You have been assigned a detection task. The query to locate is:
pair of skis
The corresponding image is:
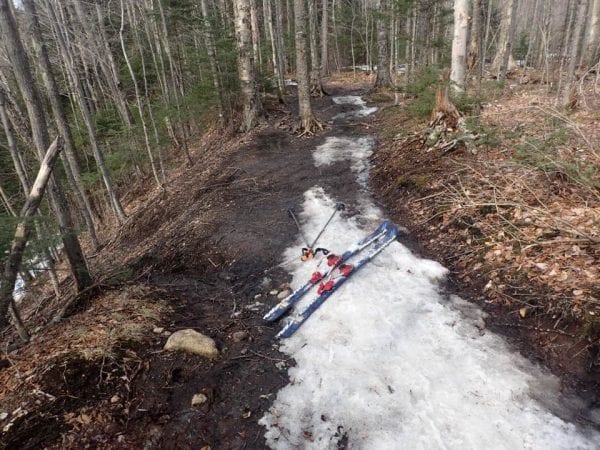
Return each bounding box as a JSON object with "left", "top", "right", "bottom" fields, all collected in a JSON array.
[{"left": 264, "top": 220, "right": 399, "bottom": 338}]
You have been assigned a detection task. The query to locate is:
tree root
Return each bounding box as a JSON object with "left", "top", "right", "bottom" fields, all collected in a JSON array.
[{"left": 294, "top": 116, "right": 324, "bottom": 137}]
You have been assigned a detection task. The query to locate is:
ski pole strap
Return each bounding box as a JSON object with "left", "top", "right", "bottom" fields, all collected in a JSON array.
[{"left": 301, "top": 247, "right": 330, "bottom": 261}]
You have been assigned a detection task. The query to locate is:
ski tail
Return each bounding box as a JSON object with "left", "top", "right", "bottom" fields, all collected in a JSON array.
[
  {"left": 263, "top": 220, "right": 392, "bottom": 322},
  {"left": 276, "top": 224, "right": 399, "bottom": 339}
]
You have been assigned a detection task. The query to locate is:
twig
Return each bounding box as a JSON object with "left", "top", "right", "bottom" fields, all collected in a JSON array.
[{"left": 493, "top": 322, "right": 576, "bottom": 338}]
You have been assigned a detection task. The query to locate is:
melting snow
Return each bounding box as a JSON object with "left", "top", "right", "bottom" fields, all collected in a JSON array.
[
  {"left": 332, "top": 96, "right": 378, "bottom": 120},
  {"left": 260, "top": 97, "right": 600, "bottom": 449},
  {"left": 313, "top": 136, "right": 374, "bottom": 187}
]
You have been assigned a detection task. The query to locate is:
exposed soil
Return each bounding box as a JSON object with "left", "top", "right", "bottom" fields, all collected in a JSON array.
[
  {"left": 0, "top": 78, "right": 379, "bottom": 449},
  {"left": 368, "top": 78, "right": 600, "bottom": 418}
]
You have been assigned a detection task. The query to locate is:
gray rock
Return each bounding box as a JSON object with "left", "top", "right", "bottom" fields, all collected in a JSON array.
[
  {"left": 277, "top": 290, "right": 291, "bottom": 300},
  {"left": 232, "top": 331, "right": 249, "bottom": 342},
  {"left": 191, "top": 393, "right": 208, "bottom": 407},
  {"left": 153, "top": 327, "right": 164, "bottom": 334},
  {"left": 269, "top": 289, "right": 279, "bottom": 296},
  {"left": 164, "top": 329, "right": 219, "bottom": 358}
]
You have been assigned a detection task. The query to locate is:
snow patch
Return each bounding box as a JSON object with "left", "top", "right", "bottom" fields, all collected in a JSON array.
[
  {"left": 332, "top": 95, "right": 378, "bottom": 120},
  {"left": 313, "top": 136, "right": 374, "bottom": 187},
  {"left": 261, "top": 96, "right": 600, "bottom": 449},
  {"left": 261, "top": 188, "right": 600, "bottom": 449}
]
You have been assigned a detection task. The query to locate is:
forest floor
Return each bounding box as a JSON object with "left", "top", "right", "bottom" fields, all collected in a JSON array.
[
  {"left": 0, "top": 72, "right": 598, "bottom": 449},
  {"left": 370, "top": 69, "right": 600, "bottom": 394}
]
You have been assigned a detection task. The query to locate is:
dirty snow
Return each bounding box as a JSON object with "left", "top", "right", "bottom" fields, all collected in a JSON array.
[
  {"left": 313, "top": 136, "right": 374, "bottom": 187},
  {"left": 332, "top": 95, "right": 378, "bottom": 120},
  {"left": 260, "top": 96, "right": 600, "bottom": 449}
]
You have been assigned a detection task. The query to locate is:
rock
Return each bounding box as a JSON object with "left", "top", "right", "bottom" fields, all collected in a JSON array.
[
  {"left": 232, "top": 331, "right": 248, "bottom": 342},
  {"left": 191, "top": 393, "right": 208, "bottom": 407},
  {"left": 519, "top": 307, "right": 529, "bottom": 318},
  {"left": 534, "top": 263, "right": 548, "bottom": 272},
  {"left": 269, "top": 289, "right": 279, "bottom": 296},
  {"left": 110, "top": 395, "right": 120, "bottom": 404},
  {"left": 163, "top": 331, "right": 172, "bottom": 337},
  {"left": 0, "top": 412, "right": 7, "bottom": 420},
  {"left": 153, "top": 327, "right": 164, "bottom": 334},
  {"left": 164, "top": 329, "right": 219, "bottom": 359},
  {"left": 277, "top": 290, "right": 291, "bottom": 300}
]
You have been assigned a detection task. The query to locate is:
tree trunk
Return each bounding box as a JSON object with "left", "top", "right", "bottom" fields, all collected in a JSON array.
[
  {"left": 233, "top": 0, "right": 263, "bottom": 131},
  {"left": 250, "top": 0, "right": 262, "bottom": 67},
  {"left": 22, "top": 0, "right": 99, "bottom": 249},
  {"left": 265, "top": 0, "right": 285, "bottom": 99},
  {"left": 47, "top": 1, "right": 128, "bottom": 224},
  {"left": 586, "top": 0, "right": 600, "bottom": 64},
  {"left": 374, "top": 0, "right": 392, "bottom": 88},
  {"left": 0, "top": 0, "right": 92, "bottom": 293},
  {"left": 293, "top": 0, "right": 322, "bottom": 134},
  {"left": 0, "top": 91, "right": 30, "bottom": 196},
  {"left": 563, "top": 0, "right": 589, "bottom": 109},
  {"left": 119, "top": 0, "right": 164, "bottom": 189},
  {"left": 201, "top": 0, "right": 227, "bottom": 116},
  {"left": 320, "top": 0, "right": 329, "bottom": 77},
  {"left": 308, "top": 0, "right": 325, "bottom": 95},
  {"left": 450, "top": 0, "right": 470, "bottom": 91},
  {"left": 0, "top": 137, "right": 61, "bottom": 335},
  {"left": 468, "top": 0, "right": 483, "bottom": 71},
  {"left": 492, "top": 0, "right": 518, "bottom": 80}
]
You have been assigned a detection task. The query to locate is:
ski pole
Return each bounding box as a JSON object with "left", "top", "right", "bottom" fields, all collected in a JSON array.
[
  {"left": 308, "top": 202, "right": 345, "bottom": 250},
  {"left": 288, "top": 208, "right": 311, "bottom": 249}
]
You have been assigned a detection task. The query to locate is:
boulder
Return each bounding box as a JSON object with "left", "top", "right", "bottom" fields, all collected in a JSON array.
[
  {"left": 164, "top": 329, "right": 219, "bottom": 359},
  {"left": 191, "top": 393, "right": 208, "bottom": 407}
]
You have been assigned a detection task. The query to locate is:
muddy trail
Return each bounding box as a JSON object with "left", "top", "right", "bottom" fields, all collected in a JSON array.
[
  {"left": 4, "top": 83, "right": 600, "bottom": 449},
  {"left": 103, "top": 86, "right": 380, "bottom": 449}
]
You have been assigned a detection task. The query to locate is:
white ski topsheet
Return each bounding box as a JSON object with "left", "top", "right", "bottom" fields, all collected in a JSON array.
[{"left": 260, "top": 96, "right": 600, "bottom": 449}]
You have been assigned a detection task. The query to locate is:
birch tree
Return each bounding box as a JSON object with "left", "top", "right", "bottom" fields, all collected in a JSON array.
[
  {"left": 450, "top": 0, "right": 470, "bottom": 91},
  {"left": 233, "top": 0, "right": 263, "bottom": 131},
  {"left": 374, "top": 0, "right": 392, "bottom": 89},
  {"left": 492, "top": 0, "right": 518, "bottom": 80}
]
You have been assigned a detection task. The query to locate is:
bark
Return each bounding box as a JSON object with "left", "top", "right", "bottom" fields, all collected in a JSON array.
[
  {"left": 374, "top": 0, "right": 392, "bottom": 89},
  {"left": 250, "top": 0, "right": 262, "bottom": 67},
  {"left": 0, "top": 0, "right": 92, "bottom": 293},
  {"left": 450, "top": 0, "right": 470, "bottom": 91},
  {"left": 0, "top": 91, "right": 29, "bottom": 196},
  {"left": 308, "top": 0, "right": 325, "bottom": 95},
  {"left": 265, "top": 0, "right": 285, "bottom": 99},
  {"left": 586, "top": 0, "right": 600, "bottom": 64},
  {"left": 492, "top": 0, "right": 518, "bottom": 80},
  {"left": 22, "top": 0, "right": 99, "bottom": 249},
  {"left": 320, "top": 0, "right": 329, "bottom": 76},
  {"left": 563, "top": 0, "right": 589, "bottom": 108},
  {"left": 293, "top": 0, "right": 322, "bottom": 134},
  {"left": 233, "top": 0, "right": 263, "bottom": 132},
  {"left": 468, "top": 0, "right": 483, "bottom": 71},
  {"left": 201, "top": 0, "right": 227, "bottom": 116},
  {"left": 0, "top": 137, "right": 61, "bottom": 336}
]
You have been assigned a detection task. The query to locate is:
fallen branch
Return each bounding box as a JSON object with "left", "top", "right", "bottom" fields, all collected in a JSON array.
[{"left": 0, "top": 137, "right": 62, "bottom": 341}]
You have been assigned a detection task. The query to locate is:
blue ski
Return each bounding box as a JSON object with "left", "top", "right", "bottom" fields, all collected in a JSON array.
[
  {"left": 263, "top": 220, "right": 392, "bottom": 322},
  {"left": 276, "top": 223, "right": 399, "bottom": 338}
]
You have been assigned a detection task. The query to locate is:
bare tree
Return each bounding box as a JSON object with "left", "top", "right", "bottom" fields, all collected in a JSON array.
[
  {"left": 0, "top": 137, "right": 61, "bottom": 337},
  {"left": 374, "top": 0, "right": 392, "bottom": 89},
  {"left": 450, "top": 0, "right": 470, "bottom": 91},
  {"left": 308, "top": 0, "right": 326, "bottom": 95},
  {"left": 586, "top": 0, "right": 600, "bottom": 64},
  {"left": 563, "top": 0, "right": 589, "bottom": 108},
  {"left": 492, "top": 0, "right": 518, "bottom": 80},
  {"left": 321, "top": 0, "right": 329, "bottom": 77},
  {"left": 233, "top": 0, "right": 263, "bottom": 131},
  {"left": 0, "top": 0, "right": 92, "bottom": 292},
  {"left": 293, "top": 0, "right": 322, "bottom": 134}
]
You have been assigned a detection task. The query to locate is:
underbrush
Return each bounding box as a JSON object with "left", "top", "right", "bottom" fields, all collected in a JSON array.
[{"left": 373, "top": 78, "right": 600, "bottom": 345}]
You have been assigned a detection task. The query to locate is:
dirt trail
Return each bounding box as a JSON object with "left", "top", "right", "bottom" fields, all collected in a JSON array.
[{"left": 112, "top": 85, "right": 378, "bottom": 449}]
